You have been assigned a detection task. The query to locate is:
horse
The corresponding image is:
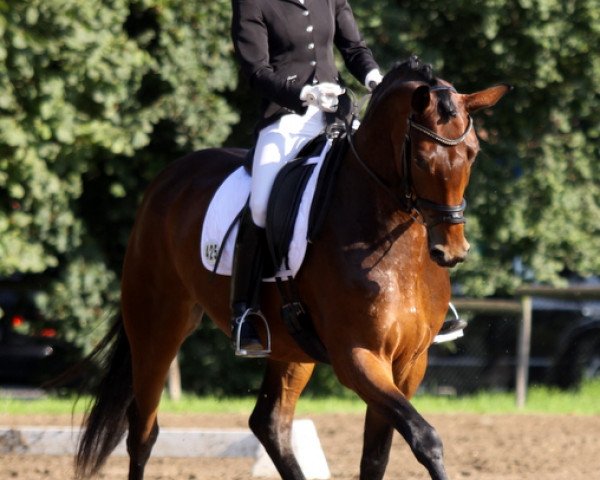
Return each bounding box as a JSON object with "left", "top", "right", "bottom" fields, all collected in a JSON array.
[{"left": 74, "top": 57, "right": 510, "bottom": 480}]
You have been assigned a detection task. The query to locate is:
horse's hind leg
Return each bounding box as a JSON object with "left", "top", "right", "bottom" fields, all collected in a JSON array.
[
  {"left": 249, "top": 360, "right": 315, "bottom": 480},
  {"left": 123, "top": 290, "right": 201, "bottom": 480}
]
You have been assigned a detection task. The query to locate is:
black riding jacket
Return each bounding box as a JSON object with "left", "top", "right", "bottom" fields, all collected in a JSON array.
[{"left": 231, "top": 0, "right": 379, "bottom": 129}]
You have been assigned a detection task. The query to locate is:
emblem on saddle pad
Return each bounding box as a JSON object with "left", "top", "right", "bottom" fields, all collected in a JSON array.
[{"left": 204, "top": 244, "right": 219, "bottom": 264}]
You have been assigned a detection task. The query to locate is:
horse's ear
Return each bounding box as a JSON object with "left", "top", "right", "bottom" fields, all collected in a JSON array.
[
  {"left": 464, "top": 84, "right": 513, "bottom": 113},
  {"left": 411, "top": 85, "right": 431, "bottom": 114}
]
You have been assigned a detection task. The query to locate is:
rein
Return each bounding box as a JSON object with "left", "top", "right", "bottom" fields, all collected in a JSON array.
[{"left": 347, "top": 87, "right": 471, "bottom": 227}]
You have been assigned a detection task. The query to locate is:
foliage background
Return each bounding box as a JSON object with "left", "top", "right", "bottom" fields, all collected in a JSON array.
[{"left": 0, "top": 0, "right": 598, "bottom": 394}]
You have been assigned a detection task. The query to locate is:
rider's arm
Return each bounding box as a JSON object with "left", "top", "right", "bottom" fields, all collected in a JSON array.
[
  {"left": 231, "top": 0, "right": 305, "bottom": 113},
  {"left": 333, "top": 0, "right": 380, "bottom": 86}
]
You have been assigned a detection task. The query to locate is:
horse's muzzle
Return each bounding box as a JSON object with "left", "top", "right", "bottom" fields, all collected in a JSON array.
[{"left": 429, "top": 239, "right": 470, "bottom": 268}]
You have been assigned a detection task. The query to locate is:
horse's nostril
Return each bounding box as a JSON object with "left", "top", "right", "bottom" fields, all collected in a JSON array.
[{"left": 430, "top": 247, "right": 445, "bottom": 262}]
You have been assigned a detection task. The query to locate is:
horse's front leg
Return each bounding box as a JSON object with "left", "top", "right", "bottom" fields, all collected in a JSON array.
[
  {"left": 249, "top": 359, "right": 315, "bottom": 480},
  {"left": 337, "top": 350, "right": 448, "bottom": 480},
  {"left": 360, "top": 406, "right": 394, "bottom": 480}
]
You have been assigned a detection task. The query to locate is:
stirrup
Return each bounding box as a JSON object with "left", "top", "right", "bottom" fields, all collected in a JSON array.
[
  {"left": 433, "top": 302, "right": 467, "bottom": 344},
  {"left": 234, "top": 308, "right": 272, "bottom": 358}
]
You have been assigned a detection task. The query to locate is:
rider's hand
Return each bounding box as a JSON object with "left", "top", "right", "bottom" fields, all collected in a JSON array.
[
  {"left": 365, "top": 69, "right": 384, "bottom": 91},
  {"left": 300, "top": 83, "right": 345, "bottom": 112}
]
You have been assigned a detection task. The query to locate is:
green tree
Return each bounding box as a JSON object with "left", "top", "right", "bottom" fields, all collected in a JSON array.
[
  {"left": 2, "top": 0, "right": 599, "bottom": 394},
  {"left": 0, "top": 0, "right": 237, "bottom": 351}
]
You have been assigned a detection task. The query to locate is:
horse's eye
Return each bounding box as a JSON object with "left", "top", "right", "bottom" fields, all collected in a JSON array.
[{"left": 414, "top": 155, "right": 429, "bottom": 170}]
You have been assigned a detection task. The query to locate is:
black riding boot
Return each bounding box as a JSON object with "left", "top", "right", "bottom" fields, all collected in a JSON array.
[
  {"left": 434, "top": 302, "right": 468, "bottom": 343},
  {"left": 439, "top": 317, "right": 468, "bottom": 335},
  {"left": 230, "top": 207, "right": 270, "bottom": 357}
]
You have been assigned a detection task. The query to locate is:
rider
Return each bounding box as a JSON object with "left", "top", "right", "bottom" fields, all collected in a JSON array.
[
  {"left": 230, "top": 0, "right": 382, "bottom": 356},
  {"left": 229, "top": 0, "right": 465, "bottom": 356}
]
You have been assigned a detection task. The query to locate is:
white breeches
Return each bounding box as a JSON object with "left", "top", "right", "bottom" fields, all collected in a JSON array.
[{"left": 249, "top": 105, "right": 326, "bottom": 227}]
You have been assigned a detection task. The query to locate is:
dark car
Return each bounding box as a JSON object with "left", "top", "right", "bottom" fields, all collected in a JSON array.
[
  {"left": 0, "top": 288, "right": 81, "bottom": 387},
  {"left": 422, "top": 296, "right": 600, "bottom": 394}
]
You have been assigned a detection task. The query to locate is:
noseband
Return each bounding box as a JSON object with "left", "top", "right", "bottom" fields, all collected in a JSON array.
[{"left": 347, "top": 86, "right": 472, "bottom": 228}]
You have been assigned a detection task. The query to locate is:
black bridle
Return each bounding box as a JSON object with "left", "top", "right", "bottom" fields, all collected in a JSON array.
[{"left": 347, "top": 87, "right": 472, "bottom": 228}]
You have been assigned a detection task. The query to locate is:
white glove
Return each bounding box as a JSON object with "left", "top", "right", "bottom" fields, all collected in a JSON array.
[
  {"left": 299, "top": 83, "right": 345, "bottom": 112},
  {"left": 365, "top": 69, "right": 384, "bottom": 91}
]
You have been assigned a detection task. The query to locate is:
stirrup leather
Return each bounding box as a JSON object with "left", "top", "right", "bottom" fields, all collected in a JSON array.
[{"left": 234, "top": 308, "right": 272, "bottom": 358}]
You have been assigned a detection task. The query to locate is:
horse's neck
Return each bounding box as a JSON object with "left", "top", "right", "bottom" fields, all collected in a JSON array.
[
  {"left": 341, "top": 116, "right": 408, "bottom": 222},
  {"left": 327, "top": 123, "right": 427, "bottom": 267},
  {"left": 354, "top": 120, "right": 404, "bottom": 189},
  {"left": 322, "top": 130, "right": 445, "bottom": 306}
]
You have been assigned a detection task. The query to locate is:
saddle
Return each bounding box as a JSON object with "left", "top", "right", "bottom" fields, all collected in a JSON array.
[
  {"left": 266, "top": 135, "right": 336, "bottom": 270},
  {"left": 266, "top": 93, "right": 354, "bottom": 273}
]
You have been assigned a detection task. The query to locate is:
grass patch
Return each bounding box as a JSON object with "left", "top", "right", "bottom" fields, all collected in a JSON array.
[
  {"left": 413, "top": 379, "right": 600, "bottom": 415},
  {"left": 2, "top": 379, "right": 599, "bottom": 416},
  {"left": 0, "top": 394, "right": 86, "bottom": 416}
]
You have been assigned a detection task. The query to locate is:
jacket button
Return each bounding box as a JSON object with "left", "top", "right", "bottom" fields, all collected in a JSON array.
[
  {"left": 310, "top": 60, "right": 317, "bottom": 66},
  {"left": 307, "top": 43, "right": 314, "bottom": 50},
  {"left": 306, "top": 25, "right": 314, "bottom": 32},
  {"left": 302, "top": 10, "right": 309, "bottom": 16}
]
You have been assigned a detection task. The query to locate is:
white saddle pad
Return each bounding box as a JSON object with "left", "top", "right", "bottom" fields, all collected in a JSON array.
[{"left": 200, "top": 139, "right": 332, "bottom": 279}]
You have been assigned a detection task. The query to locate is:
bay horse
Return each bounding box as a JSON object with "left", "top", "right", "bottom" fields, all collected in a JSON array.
[{"left": 75, "top": 57, "right": 510, "bottom": 480}]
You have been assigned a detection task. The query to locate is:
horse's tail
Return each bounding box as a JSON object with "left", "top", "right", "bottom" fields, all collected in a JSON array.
[{"left": 75, "top": 313, "right": 134, "bottom": 479}]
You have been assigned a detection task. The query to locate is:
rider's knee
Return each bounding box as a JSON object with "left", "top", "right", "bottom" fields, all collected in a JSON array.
[{"left": 248, "top": 198, "right": 267, "bottom": 228}]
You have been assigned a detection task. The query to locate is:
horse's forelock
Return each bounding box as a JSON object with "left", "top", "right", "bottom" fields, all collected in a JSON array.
[{"left": 436, "top": 90, "right": 458, "bottom": 120}]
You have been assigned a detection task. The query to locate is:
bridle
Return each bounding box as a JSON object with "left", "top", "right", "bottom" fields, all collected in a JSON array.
[
  {"left": 347, "top": 86, "right": 472, "bottom": 228},
  {"left": 404, "top": 113, "right": 472, "bottom": 226}
]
